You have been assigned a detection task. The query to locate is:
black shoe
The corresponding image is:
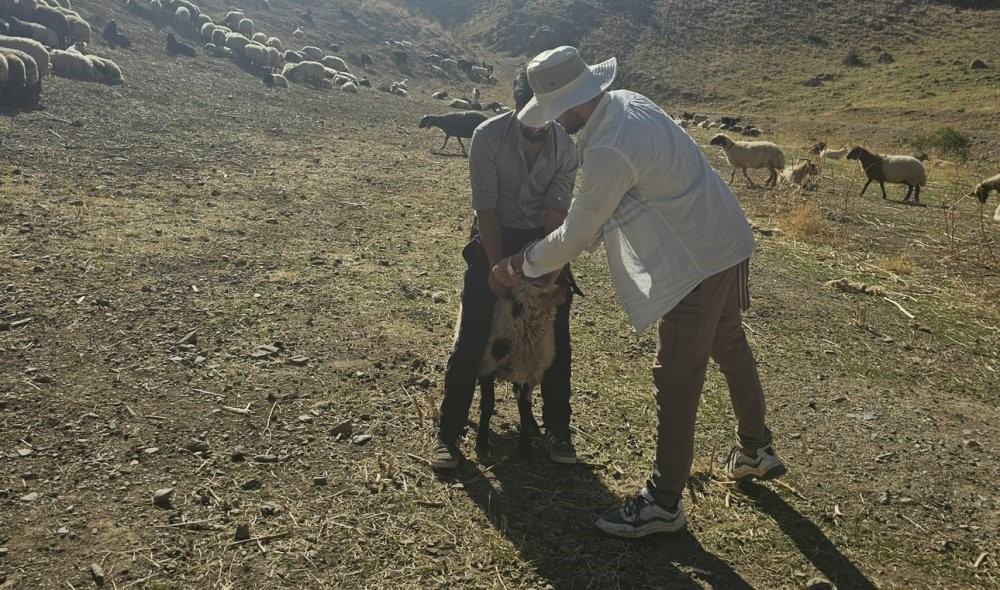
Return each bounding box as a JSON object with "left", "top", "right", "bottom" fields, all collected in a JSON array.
[
  {"left": 544, "top": 431, "right": 577, "bottom": 464},
  {"left": 430, "top": 437, "right": 459, "bottom": 469}
]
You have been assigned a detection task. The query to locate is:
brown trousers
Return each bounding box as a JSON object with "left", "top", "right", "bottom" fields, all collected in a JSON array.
[{"left": 646, "top": 262, "right": 772, "bottom": 507}]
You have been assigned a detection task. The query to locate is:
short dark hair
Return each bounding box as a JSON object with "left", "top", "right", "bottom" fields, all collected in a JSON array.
[{"left": 513, "top": 71, "right": 533, "bottom": 112}]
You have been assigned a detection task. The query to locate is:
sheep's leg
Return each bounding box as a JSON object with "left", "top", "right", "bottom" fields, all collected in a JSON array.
[
  {"left": 902, "top": 184, "right": 913, "bottom": 202},
  {"left": 729, "top": 168, "right": 737, "bottom": 184},
  {"left": 515, "top": 383, "right": 537, "bottom": 460},
  {"left": 439, "top": 135, "right": 450, "bottom": 150},
  {"left": 767, "top": 167, "right": 777, "bottom": 187},
  {"left": 741, "top": 168, "right": 756, "bottom": 187},
  {"left": 457, "top": 137, "right": 468, "bottom": 155},
  {"left": 880, "top": 181, "right": 889, "bottom": 200},
  {"left": 475, "top": 376, "right": 495, "bottom": 458},
  {"left": 914, "top": 184, "right": 920, "bottom": 203},
  {"left": 859, "top": 179, "right": 872, "bottom": 197}
]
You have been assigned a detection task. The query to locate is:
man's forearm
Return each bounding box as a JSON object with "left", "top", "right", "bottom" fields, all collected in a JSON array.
[{"left": 476, "top": 208, "right": 504, "bottom": 267}]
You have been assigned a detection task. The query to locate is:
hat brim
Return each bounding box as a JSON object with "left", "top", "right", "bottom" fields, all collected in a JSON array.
[{"left": 517, "top": 57, "right": 617, "bottom": 128}]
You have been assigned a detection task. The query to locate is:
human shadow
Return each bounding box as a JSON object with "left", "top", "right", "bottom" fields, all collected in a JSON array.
[
  {"left": 438, "top": 428, "right": 755, "bottom": 590},
  {"left": 739, "top": 482, "right": 878, "bottom": 589}
]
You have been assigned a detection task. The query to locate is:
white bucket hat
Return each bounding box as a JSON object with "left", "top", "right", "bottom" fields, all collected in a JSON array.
[{"left": 517, "top": 46, "right": 617, "bottom": 128}]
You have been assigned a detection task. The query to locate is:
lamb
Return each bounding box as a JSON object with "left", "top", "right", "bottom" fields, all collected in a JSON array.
[
  {"left": 419, "top": 111, "right": 489, "bottom": 155},
  {"left": 448, "top": 98, "right": 471, "bottom": 109},
  {"left": 0, "top": 34, "right": 50, "bottom": 76},
  {"left": 780, "top": 159, "right": 819, "bottom": 188},
  {"left": 475, "top": 277, "right": 561, "bottom": 459},
  {"left": 846, "top": 146, "right": 927, "bottom": 203},
  {"left": 820, "top": 146, "right": 848, "bottom": 160},
  {"left": 709, "top": 133, "right": 786, "bottom": 187},
  {"left": 165, "top": 32, "right": 194, "bottom": 57}
]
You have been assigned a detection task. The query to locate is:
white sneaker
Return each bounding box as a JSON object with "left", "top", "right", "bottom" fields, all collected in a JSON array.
[
  {"left": 726, "top": 443, "right": 787, "bottom": 481},
  {"left": 594, "top": 487, "right": 686, "bottom": 538}
]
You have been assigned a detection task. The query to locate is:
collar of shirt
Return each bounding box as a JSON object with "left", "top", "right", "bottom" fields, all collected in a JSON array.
[{"left": 575, "top": 92, "right": 613, "bottom": 155}]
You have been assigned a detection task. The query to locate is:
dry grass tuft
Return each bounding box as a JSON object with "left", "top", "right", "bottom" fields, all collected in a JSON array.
[{"left": 782, "top": 202, "right": 829, "bottom": 239}]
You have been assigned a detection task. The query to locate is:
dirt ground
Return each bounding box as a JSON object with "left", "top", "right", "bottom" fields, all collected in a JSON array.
[{"left": 2, "top": 2, "right": 999, "bottom": 589}]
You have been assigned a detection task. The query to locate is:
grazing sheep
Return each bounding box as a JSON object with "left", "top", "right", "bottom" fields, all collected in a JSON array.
[
  {"left": 87, "top": 54, "right": 123, "bottom": 83},
  {"left": 199, "top": 21, "right": 214, "bottom": 42},
  {"left": 847, "top": 146, "right": 927, "bottom": 202},
  {"left": 319, "top": 54, "right": 347, "bottom": 71},
  {"left": 972, "top": 173, "right": 1000, "bottom": 222},
  {"left": 252, "top": 31, "right": 266, "bottom": 44},
  {"left": 283, "top": 49, "right": 301, "bottom": 63},
  {"left": 62, "top": 13, "right": 90, "bottom": 45},
  {"left": 265, "top": 45, "right": 281, "bottom": 71},
  {"left": 49, "top": 47, "right": 94, "bottom": 79},
  {"left": 448, "top": 98, "right": 471, "bottom": 109},
  {"left": 210, "top": 27, "right": 226, "bottom": 47},
  {"left": 475, "top": 277, "right": 560, "bottom": 459},
  {"left": 6, "top": 16, "right": 59, "bottom": 48},
  {"left": 148, "top": 0, "right": 162, "bottom": 22},
  {"left": 470, "top": 64, "right": 488, "bottom": 80},
  {"left": 0, "top": 34, "right": 50, "bottom": 76},
  {"left": 265, "top": 36, "right": 281, "bottom": 51},
  {"left": 0, "top": 50, "right": 28, "bottom": 108},
  {"left": 24, "top": 4, "right": 69, "bottom": 47},
  {"left": 709, "top": 133, "right": 786, "bottom": 187},
  {"left": 419, "top": 111, "right": 489, "bottom": 155},
  {"left": 221, "top": 11, "right": 243, "bottom": 29},
  {"left": 820, "top": 146, "right": 848, "bottom": 159},
  {"left": 101, "top": 19, "right": 130, "bottom": 49},
  {"left": 431, "top": 90, "right": 448, "bottom": 99},
  {"left": 300, "top": 45, "right": 323, "bottom": 61},
  {"left": 223, "top": 32, "right": 250, "bottom": 55},
  {"left": 292, "top": 26, "right": 303, "bottom": 38},
  {"left": 165, "top": 32, "right": 194, "bottom": 57},
  {"left": 173, "top": 6, "right": 190, "bottom": 29},
  {"left": 780, "top": 159, "right": 819, "bottom": 187},
  {"left": 340, "top": 80, "right": 358, "bottom": 93},
  {"left": 282, "top": 59, "right": 325, "bottom": 86},
  {"left": 262, "top": 71, "right": 287, "bottom": 88},
  {"left": 236, "top": 18, "right": 253, "bottom": 37}
]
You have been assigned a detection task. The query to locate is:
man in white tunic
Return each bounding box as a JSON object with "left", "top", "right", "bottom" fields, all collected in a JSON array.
[{"left": 494, "top": 46, "right": 787, "bottom": 538}]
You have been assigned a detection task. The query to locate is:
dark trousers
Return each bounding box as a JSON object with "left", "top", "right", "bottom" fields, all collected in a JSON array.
[{"left": 438, "top": 227, "right": 574, "bottom": 442}]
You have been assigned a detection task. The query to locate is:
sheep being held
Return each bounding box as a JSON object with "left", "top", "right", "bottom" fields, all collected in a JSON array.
[
  {"left": 418, "top": 110, "right": 488, "bottom": 155},
  {"left": 846, "top": 146, "right": 926, "bottom": 203},
  {"left": 475, "top": 276, "right": 563, "bottom": 459},
  {"left": 709, "top": 133, "right": 786, "bottom": 187}
]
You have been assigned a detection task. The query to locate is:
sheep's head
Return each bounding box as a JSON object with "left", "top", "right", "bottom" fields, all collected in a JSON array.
[
  {"left": 846, "top": 146, "right": 864, "bottom": 160},
  {"left": 708, "top": 134, "right": 730, "bottom": 148},
  {"left": 974, "top": 184, "right": 989, "bottom": 204},
  {"left": 418, "top": 115, "right": 432, "bottom": 129}
]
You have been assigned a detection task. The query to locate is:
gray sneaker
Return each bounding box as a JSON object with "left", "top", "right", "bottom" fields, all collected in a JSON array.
[
  {"left": 726, "top": 443, "right": 786, "bottom": 481},
  {"left": 594, "top": 487, "right": 687, "bottom": 538},
  {"left": 430, "top": 437, "right": 459, "bottom": 469},
  {"left": 544, "top": 431, "right": 577, "bottom": 464}
]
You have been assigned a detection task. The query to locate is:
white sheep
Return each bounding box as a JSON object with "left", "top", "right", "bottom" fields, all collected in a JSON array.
[
  {"left": 196, "top": 14, "right": 213, "bottom": 27},
  {"left": 252, "top": 32, "right": 266, "bottom": 44},
  {"left": 282, "top": 59, "right": 325, "bottom": 86},
  {"left": 268, "top": 72, "right": 287, "bottom": 87},
  {"left": 149, "top": 0, "right": 162, "bottom": 21},
  {"left": 0, "top": 34, "right": 50, "bottom": 77},
  {"left": 319, "top": 54, "right": 348, "bottom": 71},
  {"left": 292, "top": 26, "right": 304, "bottom": 38},
  {"left": 210, "top": 28, "right": 226, "bottom": 47},
  {"left": 0, "top": 53, "right": 7, "bottom": 84},
  {"left": 7, "top": 18, "right": 59, "bottom": 48},
  {"left": 846, "top": 146, "right": 927, "bottom": 203},
  {"left": 244, "top": 42, "right": 267, "bottom": 68},
  {"left": 87, "top": 54, "right": 123, "bottom": 84},
  {"left": 439, "top": 57, "right": 457, "bottom": 71},
  {"left": 470, "top": 65, "right": 488, "bottom": 80},
  {"left": 709, "top": 133, "right": 786, "bottom": 187},
  {"left": 448, "top": 98, "right": 470, "bottom": 109},
  {"left": 200, "top": 22, "right": 215, "bottom": 42},
  {"left": 237, "top": 18, "right": 254, "bottom": 38},
  {"left": 300, "top": 45, "right": 323, "bottom": 61},
  {"left": 223, "top": 32, "right": 250, "bottom": 55},
  {"left": 63, "top": 13, "right": 91, "bottom": 44},
  {"left": 780, "top": 159, "right": 819, "bottom": 188},
  {"left": 49, "top": 48, "right": 94, "bottom": 79},
  {"left": 265, "top": 46, "right": 281, "bottom": 71},
  {"left": 222, "top": 10, "right": 244, "bottom": 29},
  {"left": 174, "top": 6, "right": 190, "bottom": 28},
  {"left": 265, "top": 36, "right": 282, "bottom": 51},
  {"left": 820, "top": 147, "right": 848, "bottom": 159},
  {"left": 972, "top": 173, "right": 1000, "bottom": 222},
  {"left": 340, "top": 81, "right": 358, "bottom": 94}
]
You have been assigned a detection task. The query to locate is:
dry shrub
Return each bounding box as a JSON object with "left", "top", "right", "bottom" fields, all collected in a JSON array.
[
  {"left": 879, "top": 253, "right": 914, "bottom": 276},
  {"left": 782, "top": 202, "right": 828, "bottom": 239}
]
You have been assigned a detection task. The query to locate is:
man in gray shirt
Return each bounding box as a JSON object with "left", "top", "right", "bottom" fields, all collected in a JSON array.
[{"left": 431, "top": 73, "right": 581, "bottom": 469}]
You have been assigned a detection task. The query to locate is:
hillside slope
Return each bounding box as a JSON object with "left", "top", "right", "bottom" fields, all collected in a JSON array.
[{"left": 398, "top": 0, "right": 1000, "bottom": 163}]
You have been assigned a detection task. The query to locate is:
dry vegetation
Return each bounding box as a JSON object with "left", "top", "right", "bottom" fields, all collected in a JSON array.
[{"left": 2, "top": 0, "right": 999, "bottom": 589}]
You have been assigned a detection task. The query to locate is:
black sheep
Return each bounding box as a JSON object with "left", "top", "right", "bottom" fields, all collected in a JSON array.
[
  {"left": 262, "top": 71, "right": 275, "bottom": 87},
  {"left": 165, "top": 32, "right": 195, "bottom": 57},
  {"left": 102, "top": 20, "right": 131, "bottom": 49},
  {"left": 418, "top": 111, "right": 489, "bottom": 155}
]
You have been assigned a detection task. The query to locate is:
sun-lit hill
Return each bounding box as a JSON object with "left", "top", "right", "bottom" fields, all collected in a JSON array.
[{"left": 396, "top": 0, "right": 1000, "bottom": 165}]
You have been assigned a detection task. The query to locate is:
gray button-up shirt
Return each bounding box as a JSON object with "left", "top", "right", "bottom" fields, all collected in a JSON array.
[{"left": 469, "top": 111, "right": 579, "bottom": 229}]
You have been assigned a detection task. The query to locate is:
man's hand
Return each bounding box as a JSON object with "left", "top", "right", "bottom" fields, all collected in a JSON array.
[
  {"left": 487, "top": 271, "right": 509, "bottom": 298},
  {"left": 492, "top": 256, "right": 520, "bottom": 288}
]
